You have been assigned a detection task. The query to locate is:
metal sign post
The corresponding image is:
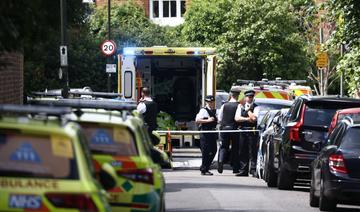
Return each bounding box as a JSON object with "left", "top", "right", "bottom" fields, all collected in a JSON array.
[{"left": 60, "top": 0, "right": 69, "bottom": 98}]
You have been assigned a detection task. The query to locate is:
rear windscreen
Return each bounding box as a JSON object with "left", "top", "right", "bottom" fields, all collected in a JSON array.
[
  {"left": 0, "top": 132, "right": 78, "bottom": 179},
  {"left": 340, "top": 128, "right": 360, "bottom": 150},
  {"left": 80, "top": 123, "right": 137, "bottom": 156},
  {"left": 304, "top": 107, "right": 336, "bottom": 126}
]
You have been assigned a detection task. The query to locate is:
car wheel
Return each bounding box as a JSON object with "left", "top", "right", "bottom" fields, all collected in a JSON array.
[
  {"left": 266, "top": 143, "right": 277, "bottom": 188},
  {"left": 309, "top": 172, "right": 319, "bottom": 207},
  {"left": 277, "top": 159, "right": 294, "bottom": 190},
  {"left": 319, "top": 177, "right": 336, "bottom": 211}
]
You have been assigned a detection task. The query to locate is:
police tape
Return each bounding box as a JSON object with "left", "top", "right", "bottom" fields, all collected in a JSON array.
[{"left": 155, "top": 129, "right": 259, "bottom": 135}]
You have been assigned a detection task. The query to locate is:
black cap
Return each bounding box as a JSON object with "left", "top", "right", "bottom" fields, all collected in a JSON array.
[
  {"left": 244, "top": 90, "right": 255, "bottom": 97},
  {"left": 205, "top": 95, "right": 215, "bottom": 102}
]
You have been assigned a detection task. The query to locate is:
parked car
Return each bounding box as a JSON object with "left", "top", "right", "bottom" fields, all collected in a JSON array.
[
  {"left": 254, "top": 98, "right": 293, "bottom": 126},
  {"left": 30, "top": 99, "right": 166, "bottom": 212},
  {"left": 0, "top": 104, "right": 114, "bottom": 211},
  {"left": 256, "top": 109, "right": 281, "bottom": 179},
  {"left": 277, "top": 96, "right": 360, "bottom": 190},
  {"left": 262, "top": 108, "right": 290, "bottom": 187},
  {"left": 328, "top": 107, "right": 360, "bottom": 135},
  {"left": 310, "top": 118, "right": 360, "bottom": 211}
]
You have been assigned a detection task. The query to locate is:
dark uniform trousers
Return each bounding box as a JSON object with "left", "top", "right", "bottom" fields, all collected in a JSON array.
[
  {"left": 218, "top": 101, "right": 240, "bottom": 172},
  {"left": 239, "top": 130, "right": 258, "bottom": 174},
  {"left": 200, "top": 132, "right": 217, "bottom": 173},
  {"left": 199, "top": 107, "right": 218, "bottom": 173},
  {"left": 238, "top": 103, "right": 258, "bottom": 175},
  {"left": 219, "top": 127, "right": 240, "bottom": 172}
]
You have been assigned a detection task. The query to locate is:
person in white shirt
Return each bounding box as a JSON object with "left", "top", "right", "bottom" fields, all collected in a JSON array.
[
  {"left": 235, "top": 89, "right": 258, "bottom": 176},
  {"left": 195, "top": 95, "right": 218, "bottom": 176}
]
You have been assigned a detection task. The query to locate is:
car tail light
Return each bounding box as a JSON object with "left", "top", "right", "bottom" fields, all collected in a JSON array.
[
  {"left": 117, "top": 168, "right": 154, "bottom": 185},
  {"left": 329, "top": 154, "right": 348, "bottom": 174},
  {"left": 289, "top": 105, "right": 305, "bottom": 142},
  {"left": 45, "top": 193, "right": 98, "bottom": 212}
]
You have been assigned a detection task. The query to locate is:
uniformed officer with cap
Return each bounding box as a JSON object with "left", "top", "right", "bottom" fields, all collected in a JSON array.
[
  {"left": 137, "top": 87, "right": 159, "bottom": 144},
  {"left": 235, "top": 89, "right": 258, "bottom": 176},
  {"left": 217, "top": 87, "right": 241, "bottom": 175},
  {"left": 195, "top": 95, "right": 218, "bottom": 175}
]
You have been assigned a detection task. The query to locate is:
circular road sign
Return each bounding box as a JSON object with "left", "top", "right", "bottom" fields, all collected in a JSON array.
[{"left": 101, "top": 40, "right": 117, "bottom": 56}]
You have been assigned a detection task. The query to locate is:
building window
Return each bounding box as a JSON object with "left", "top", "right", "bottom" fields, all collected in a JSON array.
[
  {"left": 153, "top": 1, "right": 159, "bottom": 18},
  {"left": 150, "top": 0, "right": 186, "bottom": 26},
  {"left": 181, "top": 0, "right": 186, "bottom": 17},
  {"left": 163, "top": 0, "right": 177, "bottom": 18}
]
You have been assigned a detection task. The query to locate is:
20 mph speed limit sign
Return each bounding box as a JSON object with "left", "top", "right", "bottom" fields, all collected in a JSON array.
[{"left": 101, "top": 40, "right": 117, "bottom": 56}]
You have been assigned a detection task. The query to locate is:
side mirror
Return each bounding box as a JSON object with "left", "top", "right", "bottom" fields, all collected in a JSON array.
[
  {"left": 150, "top": 147, "right": 172, "bottom": 168},
  {"left": 150, "top": 132, "right": 161, "bottom": 146},
  {"left": 99, "top": 163, "right": 117, "bottom": 190}
]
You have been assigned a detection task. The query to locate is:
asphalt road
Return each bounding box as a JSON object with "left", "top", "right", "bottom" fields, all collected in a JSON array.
[{"left": 164, "top": 169, "right": 360, "bottom": 212}]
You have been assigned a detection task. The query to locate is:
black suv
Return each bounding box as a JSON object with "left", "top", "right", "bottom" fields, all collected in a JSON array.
[{"left": 277, "top": 96, "right": 360, "bottom": 190}]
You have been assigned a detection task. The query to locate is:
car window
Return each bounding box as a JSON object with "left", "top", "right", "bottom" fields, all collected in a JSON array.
[
  {"left": 289, "top": 100, "right": 302, "bottom": 122},
  {"left": 216, "top": 93, "right": 229, "bottom": 109},
  {"left": 304, "top": 106, "right": 337, "bottom": 126},
  {"left": 338, "top": 113, "right": 360, "bottom": 124},
  {"left": 77, "top": 131, "right": 96, "bottom": 177},
  {"left": 328, "top": 124, "right": 345, "bottom": 146},
  {"left": 340, "top": 127, "right": 360, "bottom": 150},
  {"left": 0, "top": 131, "right": 78, "bottom": 179},
  {"left": 80, "top": 123, "right": 138, "bottom": 156}
]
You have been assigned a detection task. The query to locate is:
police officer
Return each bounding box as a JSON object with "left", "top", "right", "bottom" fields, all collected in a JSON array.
[
  {"left": 195, "top": 95, "right": 218, "bottom": 175},
  {"left": 137, "top": 87, "right": 159, "bottom": 144},
  {"left": 235, "top": 90, "right": 258, "bottom": 176},
  {"left": 217, "top": 88, "right": 240, "bottom": 175}
]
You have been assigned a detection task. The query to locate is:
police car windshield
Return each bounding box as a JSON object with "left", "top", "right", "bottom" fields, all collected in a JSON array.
[
  {"left": 0, "top": 131, "right": 78, "bottom": 179},
  {"left": 80, "top": 123, "right": 138, "bottom": 156}
]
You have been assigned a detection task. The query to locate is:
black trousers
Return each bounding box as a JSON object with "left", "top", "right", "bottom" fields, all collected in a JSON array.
[
  {"left": 218, "top": 130, "right": 240, "bottom": 172},
  {"left": 239, "top": 132, "right": 258, "bottom": 174},
  {"left": 200, "top": 132, "right": 217, "bottom": 172}
]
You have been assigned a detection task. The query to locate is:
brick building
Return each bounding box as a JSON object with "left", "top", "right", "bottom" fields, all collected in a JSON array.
[
  {"left": 0, "top": 52, "right": 24, "bottom": 104},
  {"left": 95, "top": 0, "right": 190, "bottom": 26}
]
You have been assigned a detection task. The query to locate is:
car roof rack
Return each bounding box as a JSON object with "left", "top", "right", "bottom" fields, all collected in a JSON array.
[
  {"left": 235, "top": 79, "right": 308, "bottom": 87},
  {"left": 28, "top": 99, "right": 137, "bottom": 111},
  {"left": 0, "top": 104, "right": 71, "bottom": 116},
  {"left": 31, "top": 91, "right": 122, "bottom": 98}
]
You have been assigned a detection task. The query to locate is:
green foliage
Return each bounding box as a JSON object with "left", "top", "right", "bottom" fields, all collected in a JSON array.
[
  {"left": 181, "top": 0, "right": 233, "bottom": 46},
  {"left": 327, "top": 0, "right": 360, "bottom": 96},
  {"left": 89, "top": 2, "right": 179, "bottom": 48},
  {"left": 157, "top": 111, "right": 177, "bottom": 130},
  {"left": 183, "top": 0, "right": 309, "bottom": 90}
]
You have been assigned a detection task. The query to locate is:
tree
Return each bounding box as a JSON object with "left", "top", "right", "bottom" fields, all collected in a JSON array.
[
  {"left": 217, "top": 0, "right": 309, "bottom": 90},
  {"left": 89, "top": 2, "right": 180, "bottom": 49},
  {"left": 181, "top": 0, "right": 233, "bottom": 46},
  {"left": 326, "top": 0, "right": 360, "bottom": 97}
]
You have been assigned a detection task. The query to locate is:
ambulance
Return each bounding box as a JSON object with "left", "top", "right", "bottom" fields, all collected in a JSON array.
[{"left": 118, "top": 47, "right": 217, "bottom": 146}]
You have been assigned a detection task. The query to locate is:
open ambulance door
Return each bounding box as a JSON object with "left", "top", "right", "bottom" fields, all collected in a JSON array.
[
  {"left": 118, "top": 55, "right": 136, "bottom": 101},
  {"left": 203, "top": 55, "right": 216, "bottom": 106}
]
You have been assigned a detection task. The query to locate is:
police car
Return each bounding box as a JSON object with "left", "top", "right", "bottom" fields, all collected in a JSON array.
[{"left": 0, "top": 104, "right": 114, "bottom": 211}]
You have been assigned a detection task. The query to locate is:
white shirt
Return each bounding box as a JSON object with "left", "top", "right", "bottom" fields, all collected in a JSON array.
[
  {"left": 218, "top": 98, "right": 238, "bottom": 122},
  {"left": 136, "top": 96, "right": 153, "bottom": 114},
  {"left": 235, "top": 101, "right": 259, "bottom": 121},
  {"left": 196, "top": 107, "right": 211, "bottom": 121}
]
